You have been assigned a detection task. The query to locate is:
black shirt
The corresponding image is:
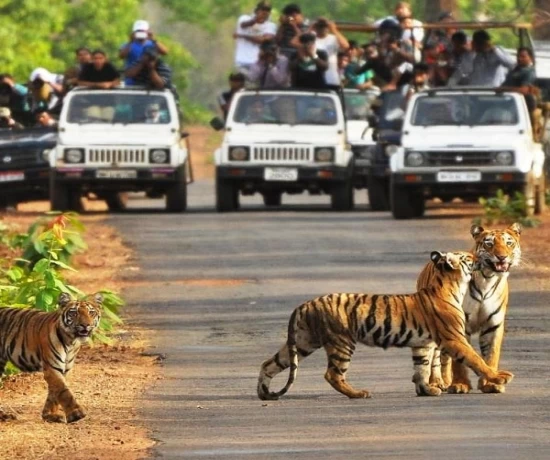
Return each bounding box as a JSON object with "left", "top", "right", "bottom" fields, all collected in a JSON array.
[
  {"left": 290, "top": 50, "right": 329, "bottom": 90},
  {"left": 132, "top": 60, "right": 173, "bottom": 89},
  {"left": 79, "top": 63, "right": 120, "bottom": 83}
]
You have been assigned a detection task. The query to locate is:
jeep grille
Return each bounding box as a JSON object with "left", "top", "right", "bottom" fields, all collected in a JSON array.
[
  {"left": 425, "top": 151, "right": 494, "bottom": 167},
  {"left": 253, "top": 145, "right": 311, "bottom": 162},
  {"left": 88, "top": 148, "right": 147, "bottom": 164}
]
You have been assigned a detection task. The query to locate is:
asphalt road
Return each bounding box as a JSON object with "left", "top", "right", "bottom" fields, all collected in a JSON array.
[{"left": 111, "top": 180, "right": 550, "bottom": 459}]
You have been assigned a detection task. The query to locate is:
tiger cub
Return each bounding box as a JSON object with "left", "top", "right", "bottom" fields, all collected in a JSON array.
[
  {"left": 416, "top": 223, "right": 521, "bottom": 395},
  {"left": 0, "top": 292, "right": 102, "bottom": 423},
  {"left": 257, "top": 251, "right": 513, "bottom": 400}
]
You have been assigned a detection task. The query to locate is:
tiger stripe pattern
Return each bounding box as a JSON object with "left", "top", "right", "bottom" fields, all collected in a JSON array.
[
  {"left": 257, "top": 251, "right": 514, "bottom": 400},
  {"left": 0, "top": 292, "right": 102, "bottom": 423},
  {"left": 415, "top": 223, "right": 521, "bottom": 395}
]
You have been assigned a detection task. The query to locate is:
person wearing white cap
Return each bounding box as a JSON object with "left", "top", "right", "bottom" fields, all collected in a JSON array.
[
  {"left": 29, "top": 67, "right": 64, "bottom": 112},
  {"left": 119, "top": 19, "right": 168, "bottom": 85}
]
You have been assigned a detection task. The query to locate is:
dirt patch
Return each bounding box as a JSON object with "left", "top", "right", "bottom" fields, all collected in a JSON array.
[
  {"left": 0, "top": 210, "right": 158, "bottom": 459},
  {"left": 187, "top": 124, "right": 221, "bottom": 180}
]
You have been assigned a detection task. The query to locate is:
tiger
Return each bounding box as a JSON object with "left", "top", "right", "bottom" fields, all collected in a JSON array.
[
  {"left": 257, "top": 251, "right": 514, "bottom": 400},
  {"left": 414, "top": 223, "right": 521, "bottom": 395},
  {"left": 0, "top": 292, "right": 102, "bottom": 423}
]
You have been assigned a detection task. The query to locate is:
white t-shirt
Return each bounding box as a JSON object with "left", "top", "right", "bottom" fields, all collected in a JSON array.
[
  {"left": 234, "top": 14, "right": 277, "bottom": 66},
  {"left": 315, "top": 34, "right": 340, "bottom": 86}
]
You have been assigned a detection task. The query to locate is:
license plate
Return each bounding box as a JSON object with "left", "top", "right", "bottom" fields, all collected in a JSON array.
[
  {"left": 0, "top": 171, "right": 24, "bottom": 182},
  {"left": 264, "top": 167, "right": 298, "bottom": 182},
  {"left": 96, "top": 170, "right": 137, "bottom": 179},
  {"left": 437, "top": 171, "right": 481, "bottom": 182}
]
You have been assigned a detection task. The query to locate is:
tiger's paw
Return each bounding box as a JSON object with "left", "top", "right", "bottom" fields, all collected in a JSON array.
[
  {"left": 485, "top": 370, "right": 514, "bottom": 386},
  {"left": 429, "top": 377, "right": 448, "bottom": 392},
  {"left": 447, "top": 381, "right": 472, "bottom": 394},
  {"left": 479, "top": 382, "right": 506, "bottom": 393},
  {"left": 66, "top": 408, "right": 86, "bottom": 424},
  {"left": 42, "top": 413, "right": 66, "bottom": 423},
  {"left": 347, "top": 389, "right": 371, "bottom": 399},
  {"left": 416, "top": 383, "right": 442, "bottom": 397}
]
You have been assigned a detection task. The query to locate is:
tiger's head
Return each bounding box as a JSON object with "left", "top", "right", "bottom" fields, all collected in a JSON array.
[
  {"left": 471, "top": 223, "right": 522, "bottom": 274},
  {"left": 58, "top": 292, "right": 103, "bottom": 341},
  {"left": 430, "top": 250, "right": 478, "bottom": 284}
]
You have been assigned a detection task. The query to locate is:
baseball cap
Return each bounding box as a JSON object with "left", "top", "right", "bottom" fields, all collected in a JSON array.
[
  {"left": 30, "top": 68, "right": 54, "bottom": 84},
  {"left": 133, "top": 19, "right": 150, "bottom": 39},
  {"left": 0, "top": 107, "right": 10, "bottom": 118}
]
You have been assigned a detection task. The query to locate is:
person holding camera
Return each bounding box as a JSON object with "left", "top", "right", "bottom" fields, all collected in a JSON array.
[
  {"left": 125, "top": 45, "right": 172, "bottom": 89},
  {"left": 233, "top": 1, "right": 277, "bottom": 75},
  {"left": 276, "top": 4, "right": 309, "bottom": 59},
  {"left": 290, "top": 33, "right": 329, "bottom": 89},
  {"left": 248, "top": 40, "right": 290, "bottom": 89},
  {"left": 0, "top": 107, "right": 23, "bottom": 130}
]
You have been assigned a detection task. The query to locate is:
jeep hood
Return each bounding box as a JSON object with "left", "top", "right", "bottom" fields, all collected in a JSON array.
[
  {"left": 225, "top": 125, "right": 344, "bottom": 145},
  {"left": 59, "top": 124, "right": 177, "bottom": 146},
  {"left": 402, "top": 126, "right": 524, "bottom": 149}
]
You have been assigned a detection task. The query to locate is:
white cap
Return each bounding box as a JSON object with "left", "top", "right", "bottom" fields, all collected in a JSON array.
[
  {"left": 132, "top": 19, "right": 149, "bottom": 32},
  {"left": 29, "top": 67, "right": 54, "bottom": 84}
]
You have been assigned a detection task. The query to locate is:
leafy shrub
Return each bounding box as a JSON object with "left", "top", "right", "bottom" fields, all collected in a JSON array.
[
  {"left": 0, "top": 213, "right": 124, "bottom": 345},
  {"left": 473, "top": 189, "right": 540, "bottom": 228}
]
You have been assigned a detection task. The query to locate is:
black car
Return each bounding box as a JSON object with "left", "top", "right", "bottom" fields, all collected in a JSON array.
[
  {"left": 0, "top": 127, "right": 55, "bottom": 208},
  {"left": 366, "top": 87, "right": 408, "bottom": 211}
]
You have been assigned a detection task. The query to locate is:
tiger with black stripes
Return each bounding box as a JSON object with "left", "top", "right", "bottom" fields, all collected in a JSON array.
[
  {"left": 0, "top": 292, "right": 102, "bottom": 423},
  {"left": 415, "top": 223, "right": 521, "bottom": 395},
  {"left": 257, "top": 251, "right": 513, "bottom": 400}
]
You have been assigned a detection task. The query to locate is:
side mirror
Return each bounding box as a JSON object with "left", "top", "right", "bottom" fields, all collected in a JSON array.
[
  {"left": 180, "top": 131, "right": 190, "bottom": 139},
  {"left": 210, "top": 117, "right": 225, "bottom": 131}
]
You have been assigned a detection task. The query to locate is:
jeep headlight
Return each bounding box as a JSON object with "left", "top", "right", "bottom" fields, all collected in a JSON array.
[
  {"left": 42, "top": 149, "right": 51, "bottom": 161},
  {"left": 385, "top": 145, "right": 399, "bottom": 157},
  {"left": 149, "top": 149, "right": 170, "bottom": 164},
  {"left": 64, "top": 148, "right": 84, "bottom": 163},
  {"left": 494, "top": 151, "right": 514, "bottom": 166},
  {"left": 406, "top": 151, "right": 425, "bottom": 167},
  {"left": 314, "top": 147, "right": 334, "bottom": 162},
  {"left": 229, "top": 146, "right": 249, "bottom": 161}
]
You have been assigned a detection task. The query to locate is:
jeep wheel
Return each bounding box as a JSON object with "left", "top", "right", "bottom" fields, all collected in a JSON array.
[
  {"left": 331, "top": 180, "right": 354, "bottom": 211},
  {"left": 391, "top": 182, "right": 425, "bottom": 219},
  {"left": 166, "top": 166, "right": 188, "bottom": 213},
  {"left": 216, "top": 177, "right": 239, "bottom": 212},
  {"left": 535, "top": 175, "right": 546, "bottom": 215},
  {"left": 263, "top": 191, "right": 282, "bottom": 207},
  {"left": 367, "top": 174, "right": 389, "bottom": 211},
  {"left": 105, "top": 193, "right": 128, "bottom": 212},
  {"left": 50, "top": 175, "right": 69, "bottom": 211}
]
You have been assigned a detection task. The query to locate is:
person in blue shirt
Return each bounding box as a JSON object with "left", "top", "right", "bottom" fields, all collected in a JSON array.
[{"left": 119, "top": 20, "right": 168, "bottom": 86}]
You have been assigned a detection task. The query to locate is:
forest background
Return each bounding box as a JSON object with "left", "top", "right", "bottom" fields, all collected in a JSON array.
[{"left": 1, "top": 0, "right": 549, "bottom": 121}]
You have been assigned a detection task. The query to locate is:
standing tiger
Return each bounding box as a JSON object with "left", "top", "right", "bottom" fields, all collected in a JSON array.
[
  {"left": 0, "top": 292, "right": 102, "bottom": 423},
  {"left": 414, "top": 223, "right": 521, "bottom": 395},
  {"left": 257, "top": 251, "right": 513, "bottom": 400}
]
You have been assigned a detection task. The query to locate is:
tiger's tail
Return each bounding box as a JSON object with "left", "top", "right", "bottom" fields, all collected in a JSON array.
[{"left": 257, "top": 308, "right": 300, "bottom": 400}]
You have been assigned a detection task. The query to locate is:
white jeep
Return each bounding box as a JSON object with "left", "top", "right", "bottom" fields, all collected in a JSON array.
[
  {"left": 390, "top": 88, "right": 546, "bottom": 219},
  {"left": 51, "top": 87, "right": 190, "bottom": 212},
  {"left": 211, "top": 89, "right": 354, "bottom": 211}
]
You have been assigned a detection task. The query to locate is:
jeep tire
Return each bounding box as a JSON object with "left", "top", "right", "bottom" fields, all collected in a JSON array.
[
  {"left": 391, "top": 181, "right": 425, "bottom": 219},
  {"left": 367, "top": 173, "right": 389, "bottom": 211},
  {"left": 216, "top": 176, "right": 239, "bottom": 212},
  {"left": 166, "top": 165, "right": 188, "bottom": 213},
  {"left": 331, "top": 180, "right": 354, "bottom": 211},
  {"left": 105, "top": 192, "right": 128, "bottom": 212},
  {"left": 50, "top": 175, "right": 81, "bottom": 211},
  {"left": 263, "top": 191, "right": 282, "bottom": 207}
]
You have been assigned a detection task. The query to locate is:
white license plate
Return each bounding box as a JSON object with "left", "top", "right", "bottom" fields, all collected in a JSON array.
[
  {"left": 264, "top": 167, "right": 298, "bottom": 182},
  {"left": 96, "top": 170, "right": 137, "bottom": 179},
  {"left": 437, "top": 171, "right": 481, "bottom": 183},
  {"left": 0, "top": 171, "right": 24, "bottom": 182}
]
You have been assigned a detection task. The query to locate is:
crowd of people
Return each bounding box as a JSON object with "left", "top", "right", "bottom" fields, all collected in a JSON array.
[
  {"left": 220, "top": 1, "right": 539, "bottom": 119},
  {"left": 0, "top": 19, "right": 174, "bottom": 130}
]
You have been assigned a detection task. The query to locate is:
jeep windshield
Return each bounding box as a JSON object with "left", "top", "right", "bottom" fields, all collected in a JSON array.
[
  {"left": 233, "top": 94, "right": 338, "bottom": 126},
  {"left": 66, "top": 93, "right": 171, "bottom": 124},
  {"left": 344, "top": 91, "right": 378, "bottom": 120},
  {"left": 411, "top": 94, "right": 519, "bottom": 126}
]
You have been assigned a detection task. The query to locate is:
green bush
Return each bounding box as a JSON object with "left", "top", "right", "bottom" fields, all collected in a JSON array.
[
  {"left": 0, "top": 213, "right": 124, "bottom": 346},
  {"left": 473, "top": 189, "right": 540, "bottom": 228}
]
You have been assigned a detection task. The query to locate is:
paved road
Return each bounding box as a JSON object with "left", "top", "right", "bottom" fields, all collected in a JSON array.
[{"left": 112, "top": 181, "right": 550, "bottom": 459}]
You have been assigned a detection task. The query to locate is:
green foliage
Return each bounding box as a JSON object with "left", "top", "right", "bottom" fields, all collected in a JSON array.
[
  {"left": 474, "top": 189, "right": 540, "bottom": 228},
  {"left": 0, "top": 213, "right": 124, "bottom": 344}
]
